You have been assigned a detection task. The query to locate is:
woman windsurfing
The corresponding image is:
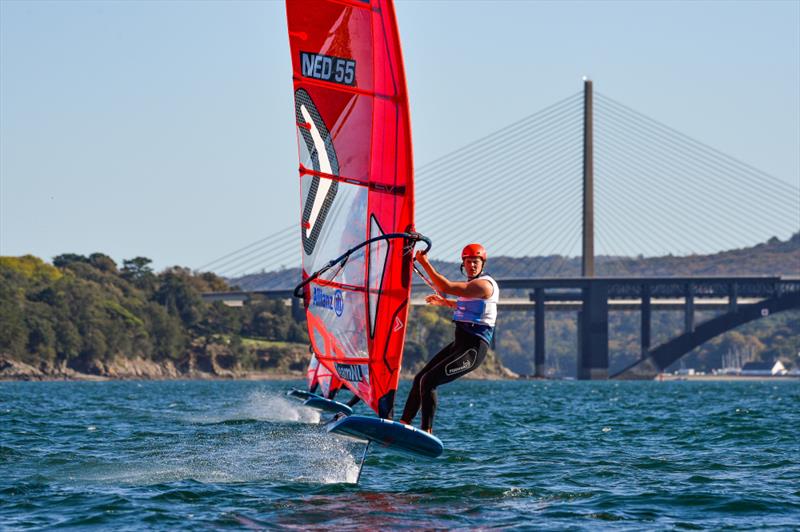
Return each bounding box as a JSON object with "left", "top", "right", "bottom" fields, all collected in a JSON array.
[{"left": 400, "top": 243, "right": 499, "bottom": 434}]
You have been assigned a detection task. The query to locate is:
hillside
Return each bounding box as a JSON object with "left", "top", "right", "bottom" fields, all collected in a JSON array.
[
  {"left": 1, "top": 233, "right": 797, "bottom": 381},
  {"left": 231, "top": 233, "right": 799, "bottom": 377},
  {"left": 0, "top": 254, "right": 309, "bottom": 380},
  {"left": 231, "top": 232, "right": 799, "bottom": 291},
  {"left": 0, "top": 253, "right": 513, "bottom": 381}
]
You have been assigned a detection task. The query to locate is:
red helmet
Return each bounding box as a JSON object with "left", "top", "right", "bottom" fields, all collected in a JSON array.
[{"left": 461, "top": 243, "right": 487, "bottom": 261}]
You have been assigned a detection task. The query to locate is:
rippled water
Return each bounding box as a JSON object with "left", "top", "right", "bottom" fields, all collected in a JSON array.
[{"left": 1, "top": 380, "right": 799, "bottom": 530}]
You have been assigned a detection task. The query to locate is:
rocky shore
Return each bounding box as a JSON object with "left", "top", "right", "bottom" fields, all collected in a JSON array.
[
  {"left": 0, "top": 356, "right": 310, "bottom": 381},
  {"left": 0, "top": 343, "right": 517, "bottom": 382}
]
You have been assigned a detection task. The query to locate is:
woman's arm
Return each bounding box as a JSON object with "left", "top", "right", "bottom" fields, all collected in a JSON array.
[
  {"left": 424, "top": 293, "right": 457, "bottom": 308},
  {"left": 415, "top": 251, "right": 492, "bottom": 299}
]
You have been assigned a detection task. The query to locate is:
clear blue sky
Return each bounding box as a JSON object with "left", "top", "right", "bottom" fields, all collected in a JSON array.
[{"left": 1, "top": 0, "right": 798, "bottom": 271}]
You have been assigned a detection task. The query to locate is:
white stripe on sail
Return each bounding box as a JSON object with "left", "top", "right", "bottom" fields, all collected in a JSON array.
[{"left": 301, "top": 104, "right": 333, "bottom": 238}]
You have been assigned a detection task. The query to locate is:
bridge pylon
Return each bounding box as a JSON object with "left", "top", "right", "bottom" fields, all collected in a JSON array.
[
  {"left": 577, "top": 78, "right": 605, "bottom": 379},
  {"left": 577, "top": 284, "right": 609, "bottom": 380}
]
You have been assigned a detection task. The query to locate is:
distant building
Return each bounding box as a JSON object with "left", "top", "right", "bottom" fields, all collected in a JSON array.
[{"left": 740, "top": 360, "right": 787, "bottom": 376}]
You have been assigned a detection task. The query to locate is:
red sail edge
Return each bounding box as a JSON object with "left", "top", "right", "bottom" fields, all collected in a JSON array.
[
  {"left": 286, "top": 0, "right": 414, "bottom": 418},
  {"left": 307, "top": 353, "right": 343, "bottom": 398}
]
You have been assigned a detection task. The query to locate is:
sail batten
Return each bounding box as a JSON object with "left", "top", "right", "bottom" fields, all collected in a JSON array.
[{"left": 292, "top": 76, "right": 399, "bottom": 100}]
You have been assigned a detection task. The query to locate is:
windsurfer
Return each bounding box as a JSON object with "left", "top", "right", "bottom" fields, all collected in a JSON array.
[{"left": 399, "top": 244, "right": 498, "bottom": 434}]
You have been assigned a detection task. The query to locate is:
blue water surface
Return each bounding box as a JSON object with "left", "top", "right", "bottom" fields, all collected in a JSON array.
[{"left": 1, "top": 379, "right": 799, "bottom": 530}]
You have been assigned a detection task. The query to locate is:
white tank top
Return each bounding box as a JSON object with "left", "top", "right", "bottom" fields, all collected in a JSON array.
[{"left": 453, "top": 274, "right": 499, "bottom": 327}]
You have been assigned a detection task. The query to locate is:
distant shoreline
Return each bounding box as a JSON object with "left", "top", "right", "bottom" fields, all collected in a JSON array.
[
  {"left": 0, "top": 371, "right": 304, "bottom": 383},
  {"left": 3, "top": 372, "right": 798, "bottom": 383},
  {"left": 3, "top": 356, "right": 797, "bottom": 383},
  {"left": 0, "top": 355, "right": 515, "bottom": 382},
  {"left": 0, "top": 373, "right": 515, "bottom": 382},
  {"left": 655, "top": 374, "right": 800, "bottom": 382}
]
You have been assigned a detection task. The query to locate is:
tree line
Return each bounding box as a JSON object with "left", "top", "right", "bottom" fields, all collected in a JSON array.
[
  {"left": 0, "top": 254, "right": 306, "bottom": 374},
  {"left": 1, "top": 231, "right": 797, "bottom": 378}
]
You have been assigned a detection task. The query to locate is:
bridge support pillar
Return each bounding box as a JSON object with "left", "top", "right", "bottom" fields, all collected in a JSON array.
[
  {"left": 640, "top": 284, "right": 651, "bottom": 359},
  {"left": 684, "top": 283, "right": 695, "bottom": 333},
  {"left": 728, "top": 283, "right": 738, "bottom": 313},
  {"left": 534, "top": 288, "right": 545, "bottom": 378},
  {"left": 578, "top": 284, "right": 608, "bottom": 380}
]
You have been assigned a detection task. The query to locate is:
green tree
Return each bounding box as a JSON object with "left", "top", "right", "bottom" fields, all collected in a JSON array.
[
  {"left": 89, "top": 253, "right": 117, "bottom": 273},
  {"left": 0, "top": 293, "right": 27, "bottom": 356},
  {"left": 25, "top": 312, "right": 56, "bottom": 365},
  {"left": 54, "top": 319, "right": 81, "bottom": 364},
  {"left": 199, "top": 301, "right": 242, "bottom": 336},
  {"left": 53, "top": 253, "right": 89, "bottom": 268},
  {"left": 146, "top": 302, "right": 186, "bottom": 361},
  {"left": 121, "top": 257, "right": 156, "bottom": 291},
  {"left": 154, "top": 270, "right": 204, "bottom": 328}
]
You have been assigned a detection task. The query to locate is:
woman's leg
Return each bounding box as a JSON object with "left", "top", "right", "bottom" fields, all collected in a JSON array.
[
  {"left": 399, "top": 341, "right": 456, "bottom": 424},
  {"left": 419, "top": 329, "right": 488, "bottom": 432}
]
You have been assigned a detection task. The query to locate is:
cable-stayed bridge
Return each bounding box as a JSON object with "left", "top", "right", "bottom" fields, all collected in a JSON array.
[
  {"left": 199, "top": 81, "right": 800, "bottom": 379},
  {"left": 201, "top": 86, "right": 798, "bottom": 280}
]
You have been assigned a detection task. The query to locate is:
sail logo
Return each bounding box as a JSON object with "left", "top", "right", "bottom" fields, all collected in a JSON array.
[
  {"left": 300, "top": 52, "right": 356, "bottom": 86},
  {"left": 335, "top": 363, "right": 366, "bottom": 383},
  {"left": 334, "top": 290, "right": 344, "bottom": 317},
  {"left": 312, "top": 287, "right": 344, "bottom": 317}
]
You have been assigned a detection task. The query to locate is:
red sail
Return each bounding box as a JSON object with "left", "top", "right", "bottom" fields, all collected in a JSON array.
[
  {"left": 306, "top": 354, "right": 343, "bottom": 398},
  {"left": 286, "top": 0, "right": 414, "bottom": 418}
]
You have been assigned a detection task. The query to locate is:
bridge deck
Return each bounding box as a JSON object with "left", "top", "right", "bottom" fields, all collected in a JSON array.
[
  {"left": 411, "top": 297, "right": 763, "bottom": 311},
  {"left": 202, "top": 292, "right": 762, "bottom": 312}
]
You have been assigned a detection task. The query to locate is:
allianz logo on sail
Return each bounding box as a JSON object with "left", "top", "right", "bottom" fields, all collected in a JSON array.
[{"left": 312, "top": 287, "right": 344, "bottom": 317}]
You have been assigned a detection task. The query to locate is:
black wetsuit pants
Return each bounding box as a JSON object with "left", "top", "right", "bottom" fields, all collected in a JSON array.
[{"left": 400, "top": 326, "right": 488, "bottom": 431}]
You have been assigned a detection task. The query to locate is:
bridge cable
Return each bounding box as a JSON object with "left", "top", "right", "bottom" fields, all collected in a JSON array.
[
  {"left": 416, "top": 114, "right": 584, "bottom": 227},
  {"left": 413, "top": 92, "right": 582, "bottom": 181},
  {"left": 486, "top": 157, "right": 583, "bottom": 273},
  {"left": 480, "top": 154, "right": 583, "bottom": 268},
  {"left": 419, "top": 129, "right": 584, "bottom": 258},
  {"left": 198, "top": 224, "right": 294, "bottom": 271},
  {"left": 415, "top": 106, "right": 584, "bottom": 215},
  {"left": 417, "top": 138, "right": 584, "bottom": 260},
  {"left": 212, "top": 228, "right": 298, "bottom": 276},
  {"left": 594, "top": 110, "right": 797, "bottom": 235},
  {"left": 210, "top": 94, "right": 584, "bottom": 277},
  {"left": 595, "top": 102, "right": 799, "bottom": 212},
  {"left": 431, "top": 156, "right": 582, "bottom": 268},
  {"left": 595, "top": 147, "right": 744, "bottom": 255},
  {"left": 594, "top": 131, "right": 749, "bottom": 251},
  {"left": 414, "top": 98, "right": 584, "bottom": 194},
  {"left": 594, "top": 116, "right": 797, "bottom": 248},
  {"left": 597, "top": 93, "right": 798, "bottom": 194},
  {"left": 594, "top": 168, "right": 687, "bottom": 258}
]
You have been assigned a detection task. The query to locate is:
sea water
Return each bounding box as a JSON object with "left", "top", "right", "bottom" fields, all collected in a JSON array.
[{"left": 1, "top": 379, "right": 798, "bottom": 530}]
